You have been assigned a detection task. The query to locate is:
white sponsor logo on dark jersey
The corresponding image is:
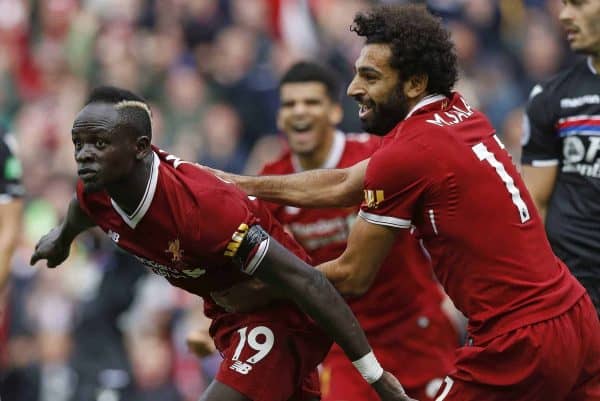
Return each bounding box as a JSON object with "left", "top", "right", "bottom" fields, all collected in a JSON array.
[{"left": 560, "top": 95, "right": 600, "bottom": 109}]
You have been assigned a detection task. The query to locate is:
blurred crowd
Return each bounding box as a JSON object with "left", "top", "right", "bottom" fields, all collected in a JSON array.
[{"left": 0, "top": 0, "right": 579, "bottom": 400}]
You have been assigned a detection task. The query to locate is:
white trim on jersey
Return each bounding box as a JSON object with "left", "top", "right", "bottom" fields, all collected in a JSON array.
[
  {"left": 587, "top": 57, "right": 598, "bottom": 75},
  {"left": 404, "top": 94, "right": 447, "bottom": 120},
  {"left": 292, "top": 130, "right": 346, "bottom": 172},
  {"left": 557, "top": 115, "right": 600, "bottom": 124},
  {"left": 243, "top": 237, "right": 270, "bottom": 275},
  {"left": 358, "top": 210, "right": 412, "bottom": 229},
  {"left": 531, "top": 159, "right": 560, "bottom": 167},
  {"left": 111, "top": 152, "right": 160, "bottom": 229}
]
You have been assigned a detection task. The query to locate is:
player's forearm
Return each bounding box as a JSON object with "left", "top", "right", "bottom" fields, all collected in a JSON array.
[
  {"left": 253, "top": 233, "right": 372, "bottom": 360},
  {"left": 59, "top": 196, "right": 95, "bottom": 244},
  {"left": 318, "top": 257, "right": 375, "bottom": 297},
  {"left": 239, "top": 169, "right": 361, "bottom": 208}
]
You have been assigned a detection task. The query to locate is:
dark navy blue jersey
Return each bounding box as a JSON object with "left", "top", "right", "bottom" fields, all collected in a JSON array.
[
  {"left": 0, "top": 130, "right": 24, "bottom": 202},
  {"left": 522, "top": 57, "right": 600, "bottom": 280}
]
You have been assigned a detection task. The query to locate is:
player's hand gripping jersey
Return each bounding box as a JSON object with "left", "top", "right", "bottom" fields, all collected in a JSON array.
[{"left": 76, "top": 146, "right": 331, "bottom": 401}]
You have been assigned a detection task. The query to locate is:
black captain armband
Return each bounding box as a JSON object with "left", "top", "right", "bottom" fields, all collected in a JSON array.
[{"left": 225, "top": 224, "right": 271, "bottom": 275}]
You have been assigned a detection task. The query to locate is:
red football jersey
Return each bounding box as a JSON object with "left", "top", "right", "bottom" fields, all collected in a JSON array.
[
  {"left": 361, "top": 93, "right": 586, "bottom": 343},
  {"left": 262, "top": 131, "right": 443, "bottom": 340},
  {"left": 76, "top": 146, "right": 311, "bottom": 325}
]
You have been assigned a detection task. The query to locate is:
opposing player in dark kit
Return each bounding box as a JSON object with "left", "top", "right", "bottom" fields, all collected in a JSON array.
[
  {"left": 30, "top": 86, "right": 413, "bottom": 401},
  {"left": 213, "top": 5, "right": 600, "bottom": 401},
  {"left": 522, "top": 0, "right": 600, "bottom": 318}
]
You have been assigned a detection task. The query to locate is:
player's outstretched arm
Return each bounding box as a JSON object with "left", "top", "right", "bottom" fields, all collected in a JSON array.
[
  {"left": 236, "top": 224, "right": 415, "bottom": 401},
  {"left": 30, "top": 196, "right": 96, "bottom": 268},
  {"left": 208, "top": 159, "right": 369, "bottom": 208},
  {"left": 319, "top": 217, "right": 398, "bottom": 296}
]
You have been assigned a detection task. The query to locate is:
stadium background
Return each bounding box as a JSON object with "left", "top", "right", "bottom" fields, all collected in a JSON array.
[{"left": 0, "top": 0, "right": 578, "bottom": 400}]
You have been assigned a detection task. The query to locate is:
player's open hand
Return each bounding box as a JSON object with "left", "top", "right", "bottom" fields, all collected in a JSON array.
[
  {"left": 30, "top": 227, "right": 70, "bottom": 268},
  {"left": 372, "top": 371, "right": 419, "bottom": 401}
]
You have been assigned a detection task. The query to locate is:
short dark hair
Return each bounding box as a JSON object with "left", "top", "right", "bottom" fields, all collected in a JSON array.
[
  {"left": 351, "top": 4, "right": 458, "bottom": 96},
  {"left": 86, "top": 86, "right": 152, "bottom": 139},
  {"left": 280, "top": 61, "right": 341, "bottom": 101}
]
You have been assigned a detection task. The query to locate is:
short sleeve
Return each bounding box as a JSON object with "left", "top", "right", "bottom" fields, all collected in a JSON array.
[
  {"left": 188, "top": 188, "right": 259, "bottom": 258},
  {"left": 521, "top": 84, "right": 561, "bottom": 167},
  {"left": 359, "top": 140, "right": 432, "bottom": 229},
  {"left": 0, "top": 135, "right": 24, "bottom": 202}
]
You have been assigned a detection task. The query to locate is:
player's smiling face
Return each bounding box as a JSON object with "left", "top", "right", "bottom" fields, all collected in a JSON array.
[
  {"left": 278, "top": 82, "right": 341, "bottom": 156},
  {"left": 72, "top": 103, "right": 138, "bottom": 192},
  {"left": 347, "top": 43, "right": 408, "bottom": 136},
  {"left": 560, "top": 0, "right": 600, "bottom": 55}
]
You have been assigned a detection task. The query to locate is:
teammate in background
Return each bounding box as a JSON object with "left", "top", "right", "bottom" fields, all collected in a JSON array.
[
  {"left": 211, "top": 5, "right": 600, "bottom": 400},
  {"left": 0, "top": 129, "right": 24, "bottom": 367},
  {"left": 262, "top": 61, "right": 457, "bottom": 400},
  {"left": 521, "top": 0, "right": 600, "bottom": 317},
  {"left": 29, "top": 86, "right": 413, "bottom": 401}
]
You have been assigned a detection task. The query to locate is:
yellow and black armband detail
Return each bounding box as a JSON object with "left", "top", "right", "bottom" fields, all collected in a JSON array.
[{"left": 224, "top": 223, "right": 270, "bottom": 275}]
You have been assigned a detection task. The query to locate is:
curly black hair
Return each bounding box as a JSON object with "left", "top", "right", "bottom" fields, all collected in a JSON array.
[{"left": 351, "top": 4, "right": 458, "bottom": 96}]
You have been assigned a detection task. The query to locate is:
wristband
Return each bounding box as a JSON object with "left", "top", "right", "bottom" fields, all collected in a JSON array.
[{"left": 352, "top": 351, "right": 384, "bottom": 384}]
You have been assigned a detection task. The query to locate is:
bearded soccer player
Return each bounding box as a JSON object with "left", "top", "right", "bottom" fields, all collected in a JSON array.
[
  {"left": 29, "top": 86, "right": 413, "bottom": 401},
  {"left": 521, "top": 0, "right": 600, "bottom": 318},
  {"left": 211, "top": 5, "right": 600, "bottom": 401},
  {"left": 261, "top": 61, "right": 457, "bottom": 401}
]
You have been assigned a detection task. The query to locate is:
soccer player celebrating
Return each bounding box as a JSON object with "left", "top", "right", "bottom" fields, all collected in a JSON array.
[
  {"left": 29, "top": 86, "right": 413, "bottom": 401},
  {"left": 521, "top": 0, "right": 600, "bottom": 318},
  {"left": 262, "top": 61, "right": 457, "bottom": 400},
  {"left": 212, "top": 5, "right": 600, "bottom": 401}
]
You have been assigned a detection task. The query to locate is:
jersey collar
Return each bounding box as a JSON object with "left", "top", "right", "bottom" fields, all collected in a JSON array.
[
  {"left": 110, "top": 152, "right": 160, "bottom": 229},
  {"left": 404, "top": 94, "right": 447, "bottom": 120},
  {"left": 587, "top": 56, "right": 598, "bottom": 75},
  {"left": 292, "top": 130, "right": 346, "bottom": 172}
]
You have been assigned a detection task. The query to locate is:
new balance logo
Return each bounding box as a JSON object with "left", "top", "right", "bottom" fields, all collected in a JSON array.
[
  {"left": 230, "top": 361, "right": 253, "bottom": 375},
  {"left": 108, "top": 230, "right": 120, "bottom": 243}
]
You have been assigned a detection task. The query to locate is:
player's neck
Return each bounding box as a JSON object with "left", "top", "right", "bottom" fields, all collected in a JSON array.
[
  {"left": 106, "top": 154, "right": 154, "bottom": 215},
  {"left": 297, "top": 129, "right": 336, "bottom": 171}
]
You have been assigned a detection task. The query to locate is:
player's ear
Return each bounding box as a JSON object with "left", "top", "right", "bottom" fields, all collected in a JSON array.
[
  {"left": 135, "top": 136, "right": 151, "bottom": 160},
  {"left": 329, "top": 103, "right": 343, "bottom": 126},
  {"left": 403, "top": 74, "right": 428, "bottom": 100}
]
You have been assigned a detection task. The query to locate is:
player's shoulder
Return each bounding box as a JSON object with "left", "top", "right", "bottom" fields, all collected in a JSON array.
[
  {"left": 154, "top": 147, "right": 247, "bottom": 215},
  {"left": 260, "top": 150, "right": 293, "bottom": 175},
  {"left": 339, "top": 132, "right": 382, "bottom": 164},
  {"left": 528, "top": 59, "right": 588, "bottom": 104}
]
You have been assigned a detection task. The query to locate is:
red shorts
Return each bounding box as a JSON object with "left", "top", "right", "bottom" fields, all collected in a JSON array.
[
  {"left": 213, "top": 319, "right": 332, "bottom": 401},
  {"left": 321, "top": 305, "right": 458, "bottom": 401},
  {"left": 435, "top": 294, "right": 600, "bottom": 401}
]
